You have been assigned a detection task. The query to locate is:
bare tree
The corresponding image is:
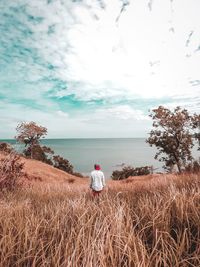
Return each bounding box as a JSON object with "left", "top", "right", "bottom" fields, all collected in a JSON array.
[{"left": 146, "top": 106, "right": 195, "bottom": 173}]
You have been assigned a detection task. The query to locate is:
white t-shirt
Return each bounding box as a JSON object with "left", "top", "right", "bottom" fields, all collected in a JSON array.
[{"left": 90, "top": 170, "right": 106, "bottom": 191}]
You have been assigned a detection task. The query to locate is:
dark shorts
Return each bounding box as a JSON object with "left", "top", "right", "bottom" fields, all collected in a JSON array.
[{"left": 92, "top": 189, "right": 102, "bottom": 197}]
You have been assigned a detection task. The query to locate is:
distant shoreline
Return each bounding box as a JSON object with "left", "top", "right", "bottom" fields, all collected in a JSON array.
[{"left": 0, "top": 137, "right": 147, "bottom": 141}]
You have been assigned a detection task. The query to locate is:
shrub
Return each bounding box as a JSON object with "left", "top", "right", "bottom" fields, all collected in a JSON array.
[
  {"left": 0, "top": 142, "right": 13, "bottom": 154},
  {"left": 53, "top": 155, "right": 73, "bottom": 174},
  {"left": 111, "top": 165, "right": 151, "bottom": 180},
  {"left": 0, "top": 153, "right": 25, "bottom": 191},
  {"left": 185, "top": 159, "right": 200, "bottom": 173},
  {"left": 24, "top": 144, "right": 54, "bottom": 165},
  {"left": 67, "top": 178, "right": 75, "bottom": 183},
  {"left": 72, "top": 172, "right": 84, "bottom": 178}
]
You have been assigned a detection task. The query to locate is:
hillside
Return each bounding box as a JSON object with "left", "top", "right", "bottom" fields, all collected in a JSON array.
[{"left": 0, "top": 152, "right": 86, "bottom": 184}]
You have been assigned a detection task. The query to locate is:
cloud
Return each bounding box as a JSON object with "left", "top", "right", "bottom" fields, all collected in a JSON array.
[
  {"left": 96, "top": 106, "right": 149, "bottom": 121},
  {"left": 38, "top": 0, "right": 200, "bottom": 102},
  {"left": 0, "top": 0, "right": 200, "bottom": 138},
  {"left": 56, "top": 110, "right": 69, "bottom": 118}
]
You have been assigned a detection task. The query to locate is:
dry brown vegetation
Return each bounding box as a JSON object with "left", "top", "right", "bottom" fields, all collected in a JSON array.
[
  {"left": 0, "top": 169, "right": 199, "bottom": 266},
  {"left": 0, "top": 152, "right": 25, "bottom": 191},
  {"left": 0, "top": 152, "right": 84, "bottom": 185}
]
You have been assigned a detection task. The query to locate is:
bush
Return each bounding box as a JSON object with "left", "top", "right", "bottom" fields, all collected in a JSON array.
[
  {"left": 53, "top": 155, "right": 73, "bottom": 174},
  {"left": 111, "top": 165, "right": 151, "bottom": 180},
  {"left": 0, "top": 142, "right": 13, "bottom": 154},
  {"left": 0, "top": 153, "right": 25, "bottom": 191},
  {"left": 72, "top": 172, "right": 84, "bottom": 178},
  {"left": 185, "top": 159, "right": 200, "bottom": 173},
  {"left": 24, "top": 145, "right": 54, "bottom": 165},
  {"left": 67, "top": 178, "right": 75, "bottom": 183}
]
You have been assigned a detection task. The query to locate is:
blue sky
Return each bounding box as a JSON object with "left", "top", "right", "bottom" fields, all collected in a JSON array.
[{"left": 0, "top": 0, "right": 200, "bottom": 138}]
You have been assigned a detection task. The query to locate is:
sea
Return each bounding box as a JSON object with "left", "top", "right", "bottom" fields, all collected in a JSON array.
[{"left": 1, "top": 138, "right": 199, "bottom": 178}]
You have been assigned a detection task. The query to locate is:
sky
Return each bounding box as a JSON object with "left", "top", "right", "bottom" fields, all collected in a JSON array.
[{"left": 0, "top": 0, "right": 200, "bottom": 138}]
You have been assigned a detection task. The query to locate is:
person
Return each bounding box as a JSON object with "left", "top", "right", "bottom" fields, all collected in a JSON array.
[{"left": 90, "top": 164, "right": 106, "bottom": 197}]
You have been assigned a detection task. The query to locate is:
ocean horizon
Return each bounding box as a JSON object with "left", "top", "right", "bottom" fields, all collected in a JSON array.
[{"left": 1, "top": 138, "right": 199, "bottom": 178}]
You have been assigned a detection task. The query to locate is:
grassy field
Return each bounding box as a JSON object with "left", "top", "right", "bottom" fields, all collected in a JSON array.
[{"left": 0, "top": 172, "right": 199, "bottom": 267}]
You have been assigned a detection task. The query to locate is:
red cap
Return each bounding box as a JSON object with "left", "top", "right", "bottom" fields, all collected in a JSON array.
[{"left": 94, "top": 164, "right": 101, "bottom": 170}]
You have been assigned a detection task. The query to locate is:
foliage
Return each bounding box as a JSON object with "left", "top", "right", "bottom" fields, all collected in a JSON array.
[
  {"left": 24, "top": 144, "right": 54, "bottom": 165},
  {"left": 15, "top": 122, "right": 55, "bottom": 165},
  {"left": 185, "top": 159, "right": 200, "bottom": 173},
  {"left": 0, "top": 142, "right": 13, "bottom": 154},
  {"left": 16, "top": 121, "right": 47, "bottom": 147},
  {"left": 192, "top": 114, "right": 200, "bottom": 150},
  {"left": 0, "top": 153, "right": 24, "bottom": 191},
  {"left": 16, "top": 121, "right": 48, "bottom": 159},
  {"left": 53, "top": 155, "right": 74, "bottom": 174},
  {"left": 111, "top": 165, "right": 151, "bottom": 180},
  {"left": 146, "top": 106, "right": 197, "bottom": 173},
  {"left": 15, "top": 122, "right": 74, "bottom": 174}
]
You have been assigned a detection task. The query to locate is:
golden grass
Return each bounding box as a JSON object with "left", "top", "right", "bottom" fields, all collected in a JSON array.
[{"left": 0, "top": 173, "right": 200, "bottom": 267}]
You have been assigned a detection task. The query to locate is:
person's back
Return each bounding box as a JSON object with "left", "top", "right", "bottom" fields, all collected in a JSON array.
[{"left": 90, "top": 164, "right": 105, "bottom": 195}]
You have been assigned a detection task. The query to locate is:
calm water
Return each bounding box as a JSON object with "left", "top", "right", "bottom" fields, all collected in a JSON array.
[{"left": 1, "top": 138, "right": 199, "bottom": 178}]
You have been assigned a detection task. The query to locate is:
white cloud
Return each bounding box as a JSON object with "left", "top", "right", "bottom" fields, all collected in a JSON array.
[
  {"left": 6, "top": 0, "right": 199, "bottom": 102},
  {"left": 56, "top": 105, "right": 149, "bottom": 128},
  {"left": 56, "top": 110, "right": 69, "bottom": 118},
  {"left": 97, "top": 105, "right": 149, "bottom": 120},
  {"left": 0, "top": 102, "right": 150, "bottom": 138},
  {"left": 5, "top": 0, "right": 200, "bottom": 103}
]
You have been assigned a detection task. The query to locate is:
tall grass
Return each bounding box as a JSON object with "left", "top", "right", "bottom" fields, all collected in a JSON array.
[{"left": 0, "top": 174, "right": 199, "bottom": 267}]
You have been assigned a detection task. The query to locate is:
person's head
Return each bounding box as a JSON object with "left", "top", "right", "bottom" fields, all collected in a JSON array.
[{"left": 94, "top": 164, "right": 101, "bottom": 170}]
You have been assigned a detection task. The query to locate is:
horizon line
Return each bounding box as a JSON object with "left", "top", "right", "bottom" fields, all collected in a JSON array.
[{"left": 0, "top": 137, "right": 147, "bottom": 140}]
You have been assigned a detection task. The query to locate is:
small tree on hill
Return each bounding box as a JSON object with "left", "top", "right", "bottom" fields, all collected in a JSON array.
[
  {"left": 15, "top": 122, "right": 54, "bottom": 164},
  {"left": 16, "top": 122, "right": 47, "bottom": 158},
  {"left": 15, "top": 122, "right": 75, "bottom": 174},
  {"left": 146, "top": 106, "right": 195, "bottom": 173}
]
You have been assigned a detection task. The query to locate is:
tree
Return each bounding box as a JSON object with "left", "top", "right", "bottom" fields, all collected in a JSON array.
[
  {"left": 146, "top": 106, "right": 195, "bottom": 173},
  {"left": 15, "top": 122, "right": 54, "bottom": 164},
  {"left": 15, "top": 122, "right": 75, "bottom": 174},
  {"left": 16, "top": 122, "right": 47, "bottom": 159},
  {"left": 192, "top": 114, "right": 200, "bottom": 150}
]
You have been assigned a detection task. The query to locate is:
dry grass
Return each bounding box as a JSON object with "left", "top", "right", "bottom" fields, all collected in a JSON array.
[
  {"left": 0, "top": 172, "right": 199, "bottom": 267},
  {"left": 0, "top": 152, "right": 85, "bottom": 185}
]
